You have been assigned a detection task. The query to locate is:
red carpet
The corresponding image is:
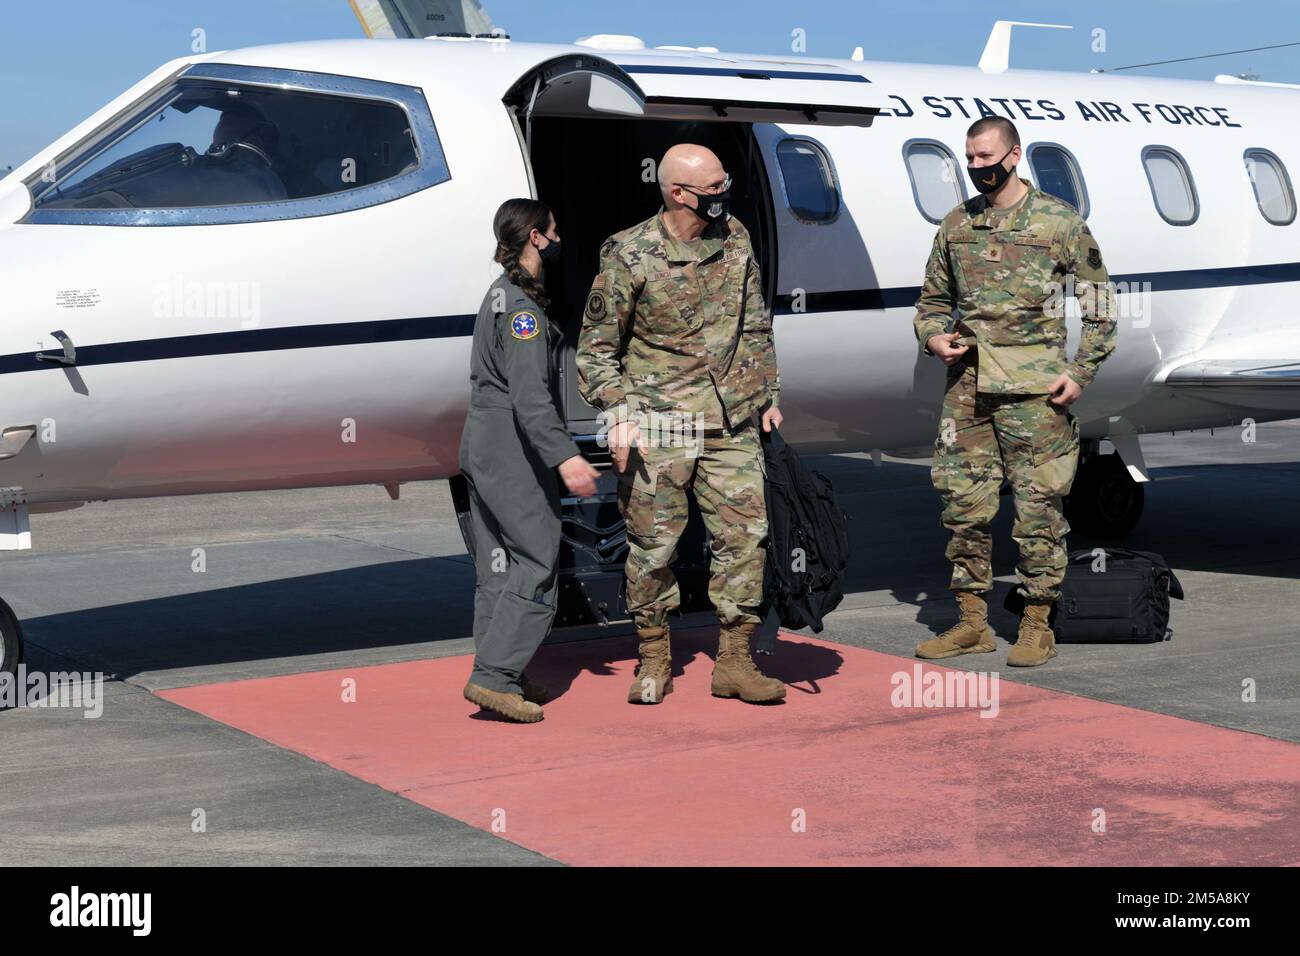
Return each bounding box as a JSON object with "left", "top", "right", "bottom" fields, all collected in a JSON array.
[{"left": 160, "top": 629, "right": 1300, "bottom": 866}]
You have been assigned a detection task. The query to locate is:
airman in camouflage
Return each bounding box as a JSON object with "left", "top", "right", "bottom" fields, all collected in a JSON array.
[
  {"left": 577, "top": 143, "right": 785, "bottom": 704},
  {"left": 577, "top": 211, "right": 778, "bottom": 430},
  {"left": 913, "top": 117, "right": 1117, "bottom": 667}
]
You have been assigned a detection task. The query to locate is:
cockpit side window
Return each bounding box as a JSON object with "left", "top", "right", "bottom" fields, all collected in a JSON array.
[{"left": 26, "top": 64, "right": 447, "bottom": 225}]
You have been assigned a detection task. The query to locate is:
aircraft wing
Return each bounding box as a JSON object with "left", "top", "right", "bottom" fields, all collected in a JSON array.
[
  {"left": 1163, "top": 358, "right": 1300, "bottom": 413},
  {"left": 347, "top": 0, "right": 500, "bottom": 38}
]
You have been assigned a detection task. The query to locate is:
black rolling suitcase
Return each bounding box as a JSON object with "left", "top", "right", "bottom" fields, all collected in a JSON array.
[{"left": 1004, "top": 548, "right": 1184, "bottom": 644}]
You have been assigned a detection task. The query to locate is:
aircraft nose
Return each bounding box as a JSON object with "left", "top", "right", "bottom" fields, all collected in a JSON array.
[{"left": 0, "top": 178, "right": 33, "bottom": 224}]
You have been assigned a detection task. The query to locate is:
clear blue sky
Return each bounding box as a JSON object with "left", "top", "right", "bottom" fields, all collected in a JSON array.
[{"left": 2, "top": 0, "right": 1298, "bottom": 169}]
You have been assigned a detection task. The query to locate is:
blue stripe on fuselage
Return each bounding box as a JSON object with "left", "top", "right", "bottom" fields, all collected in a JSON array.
[
  {"left": 0, "top": 314, "right": 476, "bottom": 374},
  {"left": 1, "top": 262, "right": 1296, "bottom": 374},
  {"left": 771, "top": 260, "right": 1300, "bottom": 314}
]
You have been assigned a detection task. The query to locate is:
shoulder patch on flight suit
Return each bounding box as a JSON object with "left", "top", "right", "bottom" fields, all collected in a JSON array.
[
  {"left": 1087, "top": 246, "right": 1102, "bottom": 270},
  {"left": 585, "top": 290, "right": 607, "bottom": 320},
  {"left": 591, "top": 274, "right": 607, "bottom": 290},
  {"left": 509, "top": 310, "right": 540, "bottom": 340}
]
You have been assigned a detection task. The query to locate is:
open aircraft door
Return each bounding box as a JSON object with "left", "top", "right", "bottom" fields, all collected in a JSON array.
[
  {"left": 503, "top": 49, "right": 886, "bottom": 135},
  {"left": 500, "top": 49, "right": 886, "bottom": 420}
]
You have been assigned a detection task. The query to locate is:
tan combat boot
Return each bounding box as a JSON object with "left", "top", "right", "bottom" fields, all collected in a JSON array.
[
  {"left": 916, "top": 591, "right": 998, "bottom": 659},
  {"left": 1007, "top": 600, "right": 1058, "bottom": 667},
  {"left": 711, "top": 623, "right": 786, "bottom": 703},
  {"left": 627, "top": 624, "right": 673, "bottom": 704},
  {"left": 463, "top": 682, "right": 544, "bottom": 723}
]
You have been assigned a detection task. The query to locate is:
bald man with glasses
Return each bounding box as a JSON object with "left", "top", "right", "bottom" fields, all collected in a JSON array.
[{"left": 577, "top": 143, "right": 784, "bottom": 707}]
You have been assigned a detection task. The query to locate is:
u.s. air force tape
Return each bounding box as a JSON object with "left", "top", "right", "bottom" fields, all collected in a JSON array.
[
  {"left": 510, "top": 310, "right": 540, "bottom": 340},
  {"left": 585, "top": 290, "right": 607, "bottom": 320}
]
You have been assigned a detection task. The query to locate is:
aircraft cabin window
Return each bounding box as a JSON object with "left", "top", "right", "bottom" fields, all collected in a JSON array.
[
  {"left": 903, "top": 140, "right": 965, "bottom": 225},
  {"left": 774, "top": 138, "right": 840, "bottom": 223},
  {"left": 1026, "top": 143, "right": 1089, "bottom": 217},
  {"left": 1141, "top": 146, "right": 1199, "bottom": 226},
  {"left": 26, "top": 64, "right": 449, "bottom": 226},
  {"left": 1243, "top": 149, "right": 1297, "bottom": 226}
]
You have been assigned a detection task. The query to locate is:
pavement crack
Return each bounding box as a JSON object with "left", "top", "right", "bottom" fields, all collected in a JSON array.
[{"left": 323, "top": 532, "right": 444, "bottom": 558}]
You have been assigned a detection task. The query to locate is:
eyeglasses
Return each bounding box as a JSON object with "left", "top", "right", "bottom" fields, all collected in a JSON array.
[{"left": 673, "top": 173, "right": 732, "bottom": 195}]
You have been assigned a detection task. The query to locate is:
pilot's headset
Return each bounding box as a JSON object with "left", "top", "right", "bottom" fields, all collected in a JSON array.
[{"left": 207, "top": 104, "right": 279, "bottom": 167}]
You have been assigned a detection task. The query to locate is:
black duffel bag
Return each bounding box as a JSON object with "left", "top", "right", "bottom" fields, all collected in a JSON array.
[{"left": 1004, "top": 548, "right": 1184, "bottom": 644}]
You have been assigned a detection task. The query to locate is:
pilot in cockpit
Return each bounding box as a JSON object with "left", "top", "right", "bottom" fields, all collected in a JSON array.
[
  {"left": 191, "top": 101, "right": 289, "bottom": 203},
  {"left": 47, "top": 99, "right": 291, "bottom": 210}
]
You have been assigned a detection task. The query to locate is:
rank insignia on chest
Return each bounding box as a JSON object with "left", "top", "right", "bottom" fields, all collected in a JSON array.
[
  {"left": 980, "top": 245, "right": 1003, "bottom": 263},
  {"left": 510, "top": 311, "right": 539, "bottom": 340}
]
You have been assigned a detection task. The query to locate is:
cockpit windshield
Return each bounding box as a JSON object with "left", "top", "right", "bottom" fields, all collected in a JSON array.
[{"left": 35, "top": 80, "right": 419, "bottom": 211}]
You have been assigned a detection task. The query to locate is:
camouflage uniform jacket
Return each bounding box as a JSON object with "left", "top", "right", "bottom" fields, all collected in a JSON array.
[
  {"left": 913, "top": 182, "right": 1117, "bottom": 394},
  {"left": 577, "top": 208, "right": 779, "bottom": 430}
]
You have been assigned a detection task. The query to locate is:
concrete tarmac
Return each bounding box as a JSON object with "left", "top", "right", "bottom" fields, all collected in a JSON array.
[{"left": 2, "top": 419, "right": 1297, "bottom": 865}]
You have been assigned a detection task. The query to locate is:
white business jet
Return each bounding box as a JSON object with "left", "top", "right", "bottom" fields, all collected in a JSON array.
[{"left": 1, "top": 8, "right": 1297, "bottom": 667}]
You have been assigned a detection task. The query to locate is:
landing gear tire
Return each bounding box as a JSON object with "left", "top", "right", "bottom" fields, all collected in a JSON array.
[
  {"left": 0, "top": 596, "right": 23, "bottom": 682},
  {"left": 1065, "top": 452, "right": 1144, "bottom": 539}
]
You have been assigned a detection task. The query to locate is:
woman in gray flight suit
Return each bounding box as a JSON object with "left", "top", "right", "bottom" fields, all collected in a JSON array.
[{"left": 460, "top": 199, "right": 599, "bottom": 723}]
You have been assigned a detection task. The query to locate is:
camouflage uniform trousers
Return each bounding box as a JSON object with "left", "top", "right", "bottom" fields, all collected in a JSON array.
[
  {"left": 617, "top": 415, "right": 767, "bottom": 628},
  {"left": 932, "top": 360, "right": 1081, "bottom": 601}
]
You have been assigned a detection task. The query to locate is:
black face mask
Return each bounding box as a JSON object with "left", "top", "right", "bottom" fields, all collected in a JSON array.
[
  {"left": 536, "top": 234, "right": 561, "bottom": 265},
  {"left": 678, "top": 184, "right": 731, "bottom": 223},
  {"left": 967, "top": 147, "right": 1015, "bottom": 195}
]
